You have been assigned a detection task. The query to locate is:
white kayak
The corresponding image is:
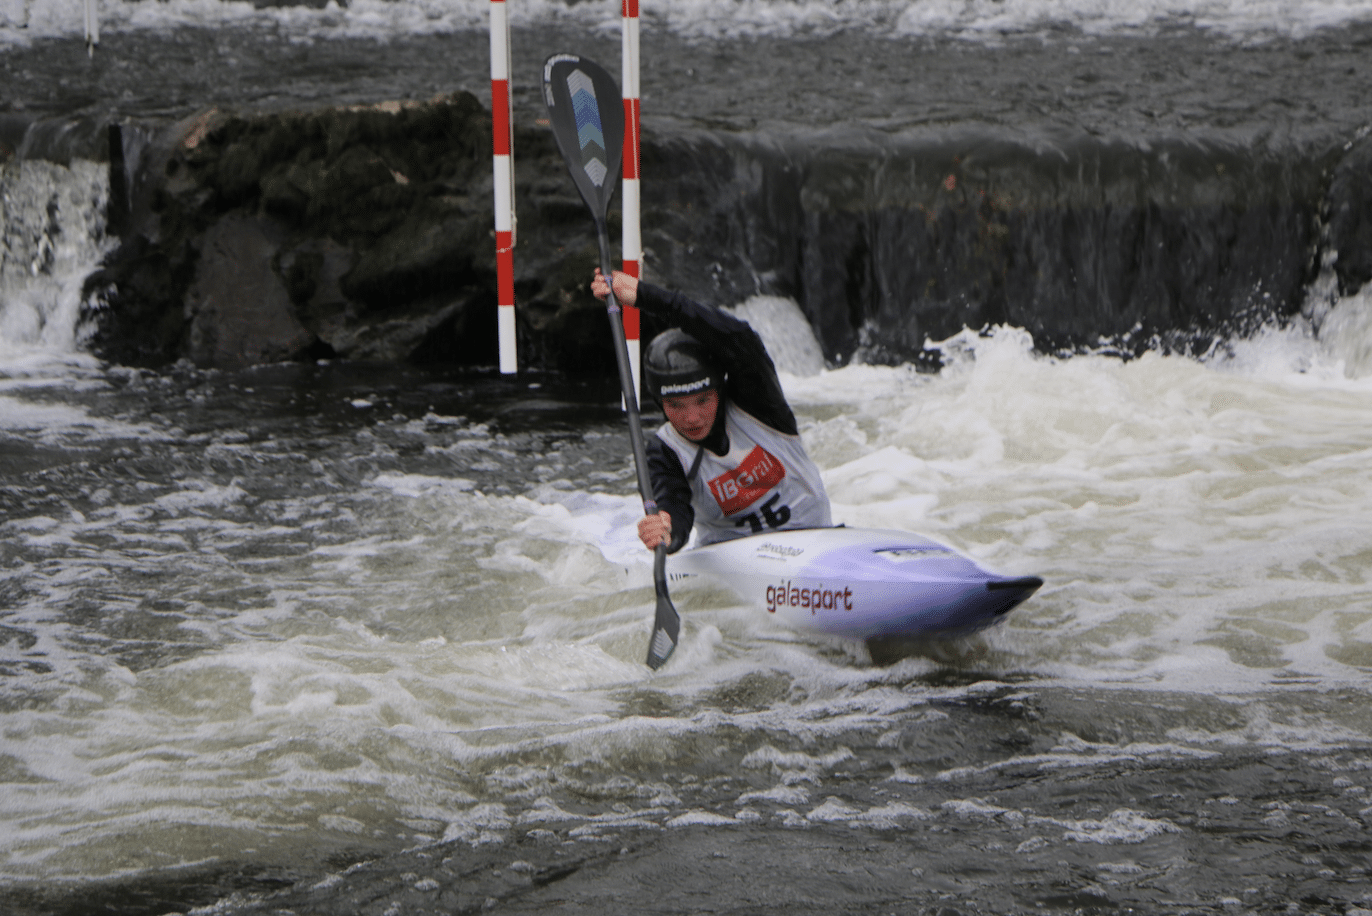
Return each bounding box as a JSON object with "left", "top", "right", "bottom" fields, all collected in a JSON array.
[{"left": 668, "top": 526, "right": 1041, "bottom": 644}]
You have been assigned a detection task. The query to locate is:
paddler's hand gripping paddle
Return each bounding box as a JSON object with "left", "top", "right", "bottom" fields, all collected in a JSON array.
[{"left": 542, "top": 54, "right": 681, "bottom": 669}]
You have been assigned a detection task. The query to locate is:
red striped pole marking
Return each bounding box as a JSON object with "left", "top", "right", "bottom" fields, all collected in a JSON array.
[
  {"left": 622, "top": 0, "right": 642, "bottom": 400},
  {"left": 490, "top": 0, "right": 517, "bottom": 373}
]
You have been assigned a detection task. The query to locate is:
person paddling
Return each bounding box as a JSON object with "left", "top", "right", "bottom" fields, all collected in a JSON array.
[{"left": 592, "top": 269, "right": 832, "bottom": 553}]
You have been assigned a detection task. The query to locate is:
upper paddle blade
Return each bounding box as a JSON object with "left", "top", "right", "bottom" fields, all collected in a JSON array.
[{"left": 542, "top": 54, "right": 625, "bottom": 221}]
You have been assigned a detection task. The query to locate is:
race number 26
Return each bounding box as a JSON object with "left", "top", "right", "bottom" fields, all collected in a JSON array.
[{"left": 734, "top": 494, "right": 791, "bottom": 534}]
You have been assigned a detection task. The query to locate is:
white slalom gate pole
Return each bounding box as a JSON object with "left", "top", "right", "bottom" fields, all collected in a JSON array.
[
  {"left": 84, "top": 0, "right": 99, "bottom": 56},
  {"left": 489, "top": 1, "right": 637, "bottom": 381},
  {"left": 621, "top": 0, "right": 642, "bottom": 403},
  {"left": 490, "top": 0, "right": 518, "bottom": 373}
]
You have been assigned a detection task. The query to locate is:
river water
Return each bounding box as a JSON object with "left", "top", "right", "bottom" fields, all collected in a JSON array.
[{"left": 5, "top": 2, "right": 1372, "bottom": 915}]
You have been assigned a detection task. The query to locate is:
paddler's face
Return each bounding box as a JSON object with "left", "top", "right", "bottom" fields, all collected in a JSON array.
[{"left": 662, "top": 389, "right": 720, "bottom": 442}]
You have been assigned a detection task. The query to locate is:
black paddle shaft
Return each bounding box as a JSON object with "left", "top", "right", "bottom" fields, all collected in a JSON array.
[
  {"left": 543, "top": 53, "right": 679, "bottom": 668},
  {"left": 597, "top": 229, "right": 656, "bottom": 502},
  {"left": 598, "top": 223, "right": 679, "bottom": 667}
]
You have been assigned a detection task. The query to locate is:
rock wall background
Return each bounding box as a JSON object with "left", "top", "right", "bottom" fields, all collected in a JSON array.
[{"left": 73, "top": 94, "right": 1372, "bottom": 373}]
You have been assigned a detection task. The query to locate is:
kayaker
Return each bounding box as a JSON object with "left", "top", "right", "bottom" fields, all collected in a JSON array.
[{"left": 592, "top": 269, "right": 832, "bottom": 553}]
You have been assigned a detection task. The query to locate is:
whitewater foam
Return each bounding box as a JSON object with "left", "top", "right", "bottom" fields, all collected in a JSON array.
[{"left": 0, "top": 159, "right": 112, "bottom": 361}]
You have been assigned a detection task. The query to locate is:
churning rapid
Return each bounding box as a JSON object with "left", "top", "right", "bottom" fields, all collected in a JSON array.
[{"left": 4, "top": 2, "right": 1372, "bottom": 914}]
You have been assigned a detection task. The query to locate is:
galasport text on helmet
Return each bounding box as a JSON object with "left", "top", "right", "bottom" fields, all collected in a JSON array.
[{"left": 644, "top": 329, "right": 725, "bottom": 401}]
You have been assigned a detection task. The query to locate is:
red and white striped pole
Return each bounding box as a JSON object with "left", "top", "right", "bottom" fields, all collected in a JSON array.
[
  {"left": 621, "top": 0, "right": 643, "bottom": 398},
  {"left": 490, "top": 0, "right": 518, "bottom": 374}
]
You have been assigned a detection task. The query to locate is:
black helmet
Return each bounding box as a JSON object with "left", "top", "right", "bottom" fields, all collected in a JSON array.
[{"left": 644, "top": 329, "right": 722, "bottom": 401}]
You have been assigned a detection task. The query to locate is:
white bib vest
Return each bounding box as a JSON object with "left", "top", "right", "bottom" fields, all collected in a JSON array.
[{"left": 656, "top": 402, "right": 831, "bottom": 546}]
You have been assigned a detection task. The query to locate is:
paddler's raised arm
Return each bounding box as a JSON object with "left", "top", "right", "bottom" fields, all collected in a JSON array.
[{"left": 593, "top": 270, "right": 799, "bottom": 436}]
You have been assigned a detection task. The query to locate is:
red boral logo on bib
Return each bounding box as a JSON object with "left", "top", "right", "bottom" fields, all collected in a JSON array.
[{"left": 708, "top": 446, "right": 786, "bottom": 515}]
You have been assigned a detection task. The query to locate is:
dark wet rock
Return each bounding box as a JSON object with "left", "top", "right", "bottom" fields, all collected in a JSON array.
[
  {"left": 644, "top": 129, "right": 1342, "bottom": 365},
  {"left": 90, "top": 93, "right": 620, "bottom": 372},
  {"left": 1328, "top": 131, "right": 1372, "bottom": 297},
  {"left": 184, "top": 213, "right": 317, "bottom": 368}
]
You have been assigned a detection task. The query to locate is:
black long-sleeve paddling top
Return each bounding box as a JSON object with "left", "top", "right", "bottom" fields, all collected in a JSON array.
[{"left": 636, "top": 281, "right": 799, "bottom": 552}]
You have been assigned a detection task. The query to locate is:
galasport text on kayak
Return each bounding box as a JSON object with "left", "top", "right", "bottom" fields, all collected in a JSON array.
[{"left": 766, "top": 580, "right": 855, "bottom": 614}]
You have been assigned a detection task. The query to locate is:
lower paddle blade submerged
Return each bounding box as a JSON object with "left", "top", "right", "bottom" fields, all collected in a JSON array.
[{"left": 647, "top": 545, "right": 679, "bottom": 669}]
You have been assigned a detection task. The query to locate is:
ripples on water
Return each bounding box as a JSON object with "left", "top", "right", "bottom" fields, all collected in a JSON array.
[{"left": 4, "top": 308, "right": 1372, "bottom": 912}]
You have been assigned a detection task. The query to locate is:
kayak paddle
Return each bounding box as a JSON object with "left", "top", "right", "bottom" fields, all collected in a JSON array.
[{"left": 542, "top": 53, "right": 681, "bottom": 670}]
